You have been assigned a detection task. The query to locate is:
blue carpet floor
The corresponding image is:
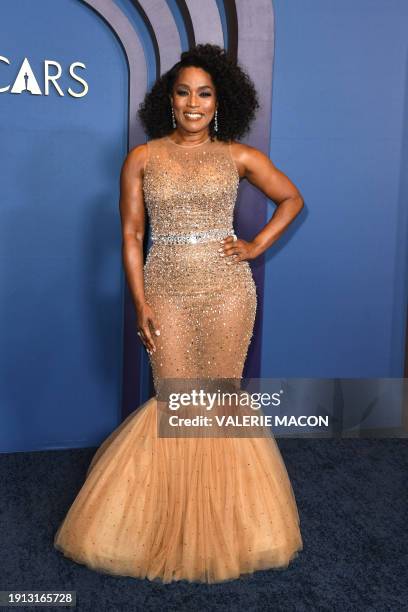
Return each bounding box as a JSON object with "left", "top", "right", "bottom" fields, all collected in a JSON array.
[{"left": 1, "top": 439, "right": 407, "bottom": 611}]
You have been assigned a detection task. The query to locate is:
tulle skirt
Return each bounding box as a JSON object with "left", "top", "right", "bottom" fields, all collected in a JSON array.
[{"left": 54, "top": 396, "right": 303, "bottom": 583}]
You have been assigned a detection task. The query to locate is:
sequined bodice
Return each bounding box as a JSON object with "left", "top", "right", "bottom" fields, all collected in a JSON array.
[
  {"left": 141, "top": 133, "right": 257, "bottom": 391},
  {"left": 143, "top": 135, "right": 239, "bottom": 239}
]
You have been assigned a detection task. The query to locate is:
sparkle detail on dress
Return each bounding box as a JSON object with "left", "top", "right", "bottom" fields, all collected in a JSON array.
[
  {"left": 142, "top": 135, "right": 257, "bottom": 391},
  {"left": 152, "top": 228, "right": 236, "bottom": 244}
]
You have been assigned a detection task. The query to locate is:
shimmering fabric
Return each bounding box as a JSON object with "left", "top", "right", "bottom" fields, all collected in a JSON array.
[
  {"left": 53, "top": 135, "right": 303, "bottom": 583},
  {"left": 152, "top": 227, "right": 236, "bottom": 244},
  {"left": 143, "top": 136, "right": 257, "bottom": 388}
]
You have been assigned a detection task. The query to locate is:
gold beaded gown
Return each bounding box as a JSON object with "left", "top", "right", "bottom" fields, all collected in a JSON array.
[{"left": 53, "top": 135, "right": 303, "bottom": 583}]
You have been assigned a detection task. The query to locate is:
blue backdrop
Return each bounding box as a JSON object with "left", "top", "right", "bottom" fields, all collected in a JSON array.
[
  {"left": 0, "top": 0, "right": 128, "bottom": 451},
  {"left": 1, "top": 0, "right": 407, "bottom": 452},
  {"left": 263, "top": 0, "right": 408, "bottom": 379}
]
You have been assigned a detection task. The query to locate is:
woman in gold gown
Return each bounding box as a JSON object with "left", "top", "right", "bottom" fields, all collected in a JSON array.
[{"left": 54, "top": 44, "right": 305, "bottom": 583}]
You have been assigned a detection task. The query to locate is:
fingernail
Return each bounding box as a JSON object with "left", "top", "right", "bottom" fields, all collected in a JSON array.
[
  {"left": 220, "top": 240, "right": 224, "bottom": 243},
  {"left": 220, "top": 253, "right": 224, "bottom": 257},
  {"left": 217, "top": 248, "right": 222, "bottom": 252},
  {"left": 155, "top": 330, "right": 160, "bottom": 335}
]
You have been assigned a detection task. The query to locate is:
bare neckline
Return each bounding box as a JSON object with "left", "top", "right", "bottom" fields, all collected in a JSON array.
[{"left": 165, "top": 136, "right": 211, "bottom": 148}]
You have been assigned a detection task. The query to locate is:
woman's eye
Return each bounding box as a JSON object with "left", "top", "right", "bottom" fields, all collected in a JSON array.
[{"left": 176, "top": 90, "right": 212, "bottom": 97}]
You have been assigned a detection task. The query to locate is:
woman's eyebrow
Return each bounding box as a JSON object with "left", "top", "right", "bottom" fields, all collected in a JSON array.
[{"left": 176, "top": 83, "right": 213, "bottom": 90}]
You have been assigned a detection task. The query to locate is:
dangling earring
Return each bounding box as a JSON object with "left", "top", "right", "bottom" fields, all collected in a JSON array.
[
  {"left": 214, "top": 108, "right": 218, "bottom": 132},
  {"left": 171, "top": 106, "right": 176, "bottom": 129}
]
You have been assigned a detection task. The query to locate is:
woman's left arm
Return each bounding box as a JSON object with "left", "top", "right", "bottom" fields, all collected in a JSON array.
[{"left": 222, "top": 142, "right": 304, "bottom": 262}]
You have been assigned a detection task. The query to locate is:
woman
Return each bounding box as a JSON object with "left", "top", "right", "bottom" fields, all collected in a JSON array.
[{"left": 54, "top": 44, "right": 304, "bottom": 584}]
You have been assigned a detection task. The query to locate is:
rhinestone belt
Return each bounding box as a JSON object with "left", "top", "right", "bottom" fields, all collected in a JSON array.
[{"left": 152, "top": 228, "right": 236, "bottom": 245}]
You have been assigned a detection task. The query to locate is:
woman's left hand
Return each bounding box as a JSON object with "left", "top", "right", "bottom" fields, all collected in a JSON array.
[{"left": 218, "top": 235, "right": 261, "bottom": 264}]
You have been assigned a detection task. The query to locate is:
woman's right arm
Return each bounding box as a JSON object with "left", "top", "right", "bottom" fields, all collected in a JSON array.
[{"left": 119, "top": 145, "right": 159, "bottom": 354}]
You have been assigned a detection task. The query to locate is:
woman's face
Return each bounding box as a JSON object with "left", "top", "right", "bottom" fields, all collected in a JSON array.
[{"left": 170, "top": 66, "right": 217, "bottom": 135}]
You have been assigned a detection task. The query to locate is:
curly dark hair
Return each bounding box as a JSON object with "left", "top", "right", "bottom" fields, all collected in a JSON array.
[{"left": 137, "top": 44, "right": 259, "bottom": 142}]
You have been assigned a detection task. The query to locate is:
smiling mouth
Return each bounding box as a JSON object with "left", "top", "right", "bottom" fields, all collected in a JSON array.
[{"left": 184, "top": 112, "right": 204, "bottom": 120}]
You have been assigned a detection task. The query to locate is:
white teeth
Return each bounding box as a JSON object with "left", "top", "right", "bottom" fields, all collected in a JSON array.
[{"left": 185, "top": 113, "right": 203, "bottom": 118}]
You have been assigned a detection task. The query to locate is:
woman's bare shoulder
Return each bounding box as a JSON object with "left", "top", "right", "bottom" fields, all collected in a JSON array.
[
  {"left": 229, "top": 140, "right": 262, "bottom": 160},
  {"left": 228, "top": 140, "right": 262, "bottom": 179},
  {"left": 121, "top": 143, "right": 149, "bottom": 178}
]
